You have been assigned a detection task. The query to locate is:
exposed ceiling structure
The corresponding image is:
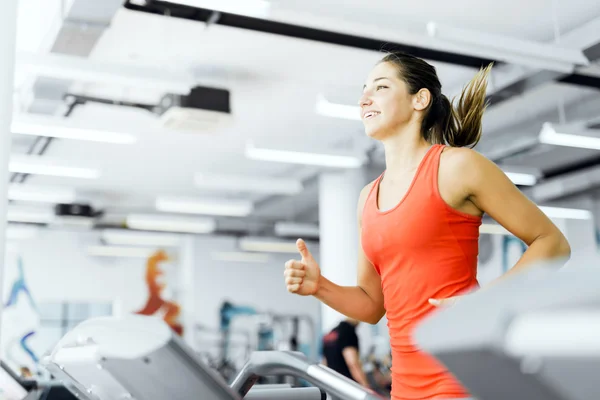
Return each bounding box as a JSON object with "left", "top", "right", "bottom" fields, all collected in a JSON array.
[{"left": 8, "top": 0, "right": 600, "bottom": 246}]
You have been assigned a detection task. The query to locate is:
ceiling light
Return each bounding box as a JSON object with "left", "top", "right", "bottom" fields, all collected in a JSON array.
[
  {"left": 17, "top": 52, "right": 193, "bottom": 95},
  {"left": 155, "top": 196, "right": 253, "bottom": 217},
  {"left": 315, "top": 94, "right": 361, "bottom": 121},
  {"left": 8, "top": 184, "right": 76, "bottom": 203},
  {"left": 274, "top": 222, "right": 320, "bottom": 238},
  {"left": 426, "top": 22, "right": 589, "bottom": 73},
  {"left": 504, "top": 172, "right": 537, "bottom": 186},
  {"left": 126, "top": 214, "right": 216, "bottom": 234},
  {"left": 163, "top": 0, "right": 270, "bottom": 18},
  {"left": 211, "top": 251, "right": 270, "bottom": 263},
  {"left": 87, "top": 245, "right": 158, "bottom": 258},
  {"left": 539, "top": 206, "right": 592, "bottom": 220},
  {"left": 6, "top": 224, "right": 40, "bottom": 240},
  {"left": 194, "top": 173, "right": 303, "bottom": 195},
  {"left": 539, "top": 123, "right": 600, "bottom": 150},
  {"left": 9, "top": 155, "right": 100, "bottom": 179},
  {"left": 6, "top": 206, "right": 54, "bottom": 224},
  {"left": 12, "top": 114, "right": 137, "bottom": 144},
  {"left": 245, "top": 142, "right": 365, "bottom": 169},
  {"left": 239, "top": 237, "right": 309, "bottom": 253},
  {"left": 480, "top": 224, "right": 511, "bottom": 235},
  {"left": 101, "top": 229, "right": 182, "bottom": 247}
]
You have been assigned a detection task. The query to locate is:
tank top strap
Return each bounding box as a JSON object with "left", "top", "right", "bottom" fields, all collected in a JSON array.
[
  {"left": 364, "top": 171, "right": 384, "bottom": 214},
  {"left": 417, "top": 143, "right": 445, "bottom": 192}
]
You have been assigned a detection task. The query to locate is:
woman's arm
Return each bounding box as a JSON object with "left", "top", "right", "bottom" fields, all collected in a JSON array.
[
  {"left": 430, "top": 148, "right": 570, "bottom": 306},
  {"left": 451, "top": 149, "right": 570, "bottom": 275}
]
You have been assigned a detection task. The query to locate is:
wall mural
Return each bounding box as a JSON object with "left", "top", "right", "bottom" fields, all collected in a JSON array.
[
  {"left": 134, "top": 249, "right": 184, "bottom": 336},
  {"left": 1, "top": 257, "right": 41, "bottom": 375}
]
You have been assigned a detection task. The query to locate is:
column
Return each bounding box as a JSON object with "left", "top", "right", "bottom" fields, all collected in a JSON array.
[
  {"left": 178, "top": 235, "right": 196, "bottom": 347},
  {"left": 0, "top": 0, "right": 19, "bottom": 348},
  {"left": 318, "top": 168, "right": 367, "bottom": 334}
]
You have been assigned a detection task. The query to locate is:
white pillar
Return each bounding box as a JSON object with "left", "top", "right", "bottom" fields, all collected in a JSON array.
[
  {"left": 178, "top": 235, "right": 196, "bottom": 347},
  {"left": 0, "top": 0, "right": 19, "bottom": 352},
  {"left": 318, "top": 169, "right": 366, "bottom": 334}
]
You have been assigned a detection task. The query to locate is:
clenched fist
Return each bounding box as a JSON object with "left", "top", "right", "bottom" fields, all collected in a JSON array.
[{"left": 284, "top": 239, "right": 321, "bottom": 296}]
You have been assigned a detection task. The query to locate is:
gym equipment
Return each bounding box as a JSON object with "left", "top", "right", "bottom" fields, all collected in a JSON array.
[
  {"left": 41, "top": 315, "right": 386, "bottom": 400},
  {"left": 0, "top": 360, "right": 76, "bottom": 400},
  {"left": 414, "top": 257, "right": 596, "bottom": 400},
  {"left": 213, "top": 301, "right": 317, "bottom": 382}
]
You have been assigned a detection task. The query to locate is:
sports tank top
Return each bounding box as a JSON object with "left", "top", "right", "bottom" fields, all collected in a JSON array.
[{"left": 361, "top": 144, "right": 481, "bottom": 400}]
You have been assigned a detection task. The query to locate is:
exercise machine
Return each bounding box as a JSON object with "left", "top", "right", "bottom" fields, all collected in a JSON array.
[
  {"left": 0, "top": 360, "right": 76, "bottom": 400},
  {"left": 414, "top": 257, "right": 597, "bottom": 400},
  {"left": 40, "top": 315, "right": 386, "bottom": 400}
]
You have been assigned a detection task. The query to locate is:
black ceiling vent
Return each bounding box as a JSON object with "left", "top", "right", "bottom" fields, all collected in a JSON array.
[{"left": 154, "top": 85, "right": 232, "bottom": 132}]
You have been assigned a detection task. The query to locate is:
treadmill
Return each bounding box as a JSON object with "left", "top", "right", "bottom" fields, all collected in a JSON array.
[
  {"left": 413, "top": 257, "right": 599, "bottom": 400},
  {"left": 40, "top": 315, "right": 387, "bottom": 400}
]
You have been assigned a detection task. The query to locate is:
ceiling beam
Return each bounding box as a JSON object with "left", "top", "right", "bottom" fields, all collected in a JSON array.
[
  {"left": 124, "top": 0, "right": 494, "bottom": 69},
  {"left": 486, "top": 16, "right": 600, "bottom": 107},
  {"left": 125, "top": 0, "right": 600, "bottom": 98}
]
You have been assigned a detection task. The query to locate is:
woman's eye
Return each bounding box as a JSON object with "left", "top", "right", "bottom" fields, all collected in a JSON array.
[{"left": 376, "top": 85, "right": 387, "bottom": 90}]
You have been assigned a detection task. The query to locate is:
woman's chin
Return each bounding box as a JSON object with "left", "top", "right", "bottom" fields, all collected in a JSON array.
[{"left": 365, "top": 127, "right": 384, "bottom": 140}]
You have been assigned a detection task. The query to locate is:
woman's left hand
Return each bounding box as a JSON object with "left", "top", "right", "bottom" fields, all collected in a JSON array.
[{"left": 428, "top": 296, "right": 462, "bottom": 307}]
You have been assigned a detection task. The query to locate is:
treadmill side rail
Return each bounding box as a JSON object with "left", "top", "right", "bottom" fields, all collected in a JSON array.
[{"left": 230, "top": 351, "right": 386, "bottom": 400}]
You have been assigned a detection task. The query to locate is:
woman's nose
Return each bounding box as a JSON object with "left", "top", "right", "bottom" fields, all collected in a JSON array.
[{"left": 358, "top": 93, "right": 372, "bottom": 107}]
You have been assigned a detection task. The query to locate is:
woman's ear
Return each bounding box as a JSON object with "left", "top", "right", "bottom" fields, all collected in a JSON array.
[{"left": 413, "top": 88, "right": 432, "bottom": 111}]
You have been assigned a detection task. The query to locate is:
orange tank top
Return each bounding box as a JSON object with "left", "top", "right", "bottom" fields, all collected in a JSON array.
[{"left": 361, "top": 144, "right": 481, "bottom": 400}]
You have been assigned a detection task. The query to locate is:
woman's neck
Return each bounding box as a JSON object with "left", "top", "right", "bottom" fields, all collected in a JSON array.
[{"left": 382, "top": 127, "right": 432, "bottom": 177}]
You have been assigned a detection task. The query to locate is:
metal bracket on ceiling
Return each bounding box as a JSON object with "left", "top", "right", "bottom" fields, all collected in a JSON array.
[{"left": 206, "top": 11, "right": 221, "bottom": 29}]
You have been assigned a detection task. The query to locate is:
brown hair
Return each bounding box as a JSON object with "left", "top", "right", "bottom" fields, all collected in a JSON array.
[{"left": 380, "top": 52, "right": 493, "bottom": 148}]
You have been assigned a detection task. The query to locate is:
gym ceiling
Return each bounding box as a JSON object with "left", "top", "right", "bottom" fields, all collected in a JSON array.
[{"left": 10, "top": 0, "right": 600, "bottom": 237}]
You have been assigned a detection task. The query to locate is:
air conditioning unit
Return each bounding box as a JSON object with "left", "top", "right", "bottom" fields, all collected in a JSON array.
[
  {"left": 154, "top": 85, "right": 233, "bottom": 132},
  {"left": 51, "top": 203, "right": 99, "bottom": 229}
]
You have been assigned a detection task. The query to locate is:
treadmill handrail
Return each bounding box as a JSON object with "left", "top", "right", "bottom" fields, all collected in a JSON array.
[{"left": 230, "top": 351, "right": 387, "bottom": 400}]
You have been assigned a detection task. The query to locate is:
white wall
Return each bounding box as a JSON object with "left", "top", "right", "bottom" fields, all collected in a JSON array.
[
  {"left": 0, "top": 228, "right": 178, "bottom": 373},
  {"left": 2, "top": 230, "right": 151, "bottom": 309},
  {"left": 191, "top": 235, "right": 322, "bottom": 361}
]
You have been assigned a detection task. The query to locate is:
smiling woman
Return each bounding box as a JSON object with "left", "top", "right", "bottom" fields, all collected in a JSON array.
[
  {"left": 284, "top": 50, "right": 571, "bottom": 400},
  {"left": 360, "top": 52, "right": 492, "bottom": 148}
]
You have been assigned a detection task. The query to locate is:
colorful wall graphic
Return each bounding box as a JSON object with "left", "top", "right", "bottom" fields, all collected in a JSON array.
[
  {"left": 1, "top": 257, "right": 40, "bottom": 373},
  {"left": 134, "top": 249, "right": 184, "bottom": 336}
]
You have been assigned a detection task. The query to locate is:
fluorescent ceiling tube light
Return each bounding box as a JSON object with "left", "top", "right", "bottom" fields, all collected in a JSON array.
[
  {"left": 194, "top": 173, "right": 303, "bottom": 195},
  {"left": 504, "top": 172, "right": 537, "bottom": 186},
  {"left": 17, "top": 52, "right": 193, "bottom": 95},
  {"left": 315, "top": 94, "right": 361, "bottom": 121},
  {"left": 8, "top": 184, "right": 76, "bottom": 203},
  {"left": 12, "top": 114, "right": 137, "bottom": 144},
  {"left": 539, "top": 123, "right": 600, "bottom": 150},
  {"left": 9, "top": 155, "right": 100, "bottom": 179},
  {"left": 479, "top": 223, "right": 511, "bottom": 235},
  {"left": 6, "top": 224, "right": 40, "bottom": 240},
  {"left": 101, "top": 229, "right": 182, "bottom": 247},
  {"left": 163, "top": 0, "right": 270, "bottom": 18},
  {"left": 426, "top": 22, "right": 589, "bottom": 74},
  {"left": 156, "top": 196, "right": 253, "bottom": 217},
  {"left": 239, "top": 237, "right": 307, "bottom": 253},
  {"left": 539, "top": 206, "right": 592, "bottom": 220},
  {"left": 211, "top": 251, "right": 270, "bottom": 263},
  {"left": 7, "top": 206, "right": 54, "bottom": 224},
  {"left": 246, "top": 142, "right": 365, "bottom": 169},
  {"left": 126, "top": 214, "right": 216, "bottom": 233},
  {"left": 274, "top": 222, "right": 320, "bottom": 238},
  {"left": 88, "top": 245, "right": 158, "bottom": 258}
]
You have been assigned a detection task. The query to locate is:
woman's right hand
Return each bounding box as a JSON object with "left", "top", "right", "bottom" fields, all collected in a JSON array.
[{"left": 284, "top": 239, "right": 321, "bottom": 296}]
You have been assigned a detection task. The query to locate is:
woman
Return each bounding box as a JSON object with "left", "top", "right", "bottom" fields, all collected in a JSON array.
[{"left": 283, "top": 51, "right": 571, "bottom": 400}]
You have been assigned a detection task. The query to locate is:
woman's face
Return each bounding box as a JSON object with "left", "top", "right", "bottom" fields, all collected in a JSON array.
[{"left": 358, "top": 62, "right": 421, "bottom": 140}]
